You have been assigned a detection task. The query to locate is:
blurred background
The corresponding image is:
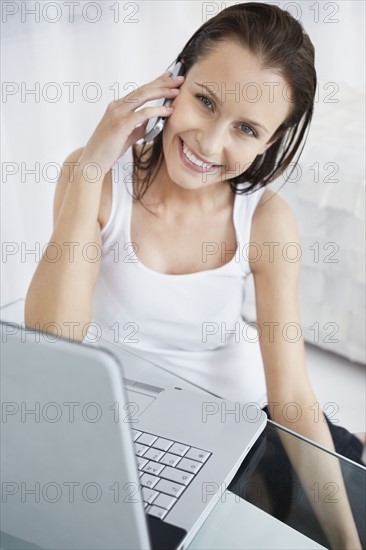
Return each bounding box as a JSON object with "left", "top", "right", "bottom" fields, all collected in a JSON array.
[{"left": 1, "top": 1, "right": 365, "bottom": 432}]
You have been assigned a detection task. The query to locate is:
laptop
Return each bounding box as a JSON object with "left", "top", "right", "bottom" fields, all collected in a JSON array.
[{"left": 0, "top": 319, "right": 267, "bottom": 550}]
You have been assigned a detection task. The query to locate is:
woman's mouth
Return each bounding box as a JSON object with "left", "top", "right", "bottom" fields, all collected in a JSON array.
[{"left": 178, "top": 138, "right": 221, "bottom": 173}]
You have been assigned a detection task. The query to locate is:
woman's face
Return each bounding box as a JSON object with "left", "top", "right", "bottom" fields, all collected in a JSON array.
[{"left": 162, "top": 39, "right": 293, "bottom": 192}]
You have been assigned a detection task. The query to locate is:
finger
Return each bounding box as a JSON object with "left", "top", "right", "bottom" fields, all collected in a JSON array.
[
  {"left": 162, "top": 73, "right": 185, "bottom": 87},
  {"left": 132, "top": 105, "right": 173, "bottom": 125},
  {"left": 114, "top": 86, "right": 179, "bottom": 111}
]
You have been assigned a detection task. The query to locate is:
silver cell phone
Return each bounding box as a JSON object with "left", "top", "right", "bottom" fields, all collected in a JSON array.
[{"left": 144, "top": 61, "right": 186, "bottom": 142}]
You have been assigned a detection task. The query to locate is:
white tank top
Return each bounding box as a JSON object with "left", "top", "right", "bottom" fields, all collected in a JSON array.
[{"left": 90, "top": 146, "right": 268, "bottom": 405}]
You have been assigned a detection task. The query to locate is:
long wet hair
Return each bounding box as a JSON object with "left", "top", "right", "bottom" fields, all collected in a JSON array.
[{"left": 131, "top": 2, "right": 317, "bottom": 204}]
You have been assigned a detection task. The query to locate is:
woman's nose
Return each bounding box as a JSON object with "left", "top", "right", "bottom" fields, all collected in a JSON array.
[{"left": 195, "top": 123, "right": 228, "bottom": 161}]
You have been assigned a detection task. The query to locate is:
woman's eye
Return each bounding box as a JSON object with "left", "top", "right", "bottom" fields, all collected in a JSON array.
[
  {"left": 196, "top": 94, "right": 257, "bottom": 138},
  {"left": 196, "top": 94, "right": 214, "bottom": 109},
  {"left": 238, "top": 124, "right": 257, "bottom": 138}
]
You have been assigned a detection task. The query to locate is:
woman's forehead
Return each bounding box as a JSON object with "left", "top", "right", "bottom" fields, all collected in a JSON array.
[
  {"left": 187, "top": 41, "right": 293, "bottom": 127},
  {"left": 190, "top": 41, "right": 286, "bottom": 88}
]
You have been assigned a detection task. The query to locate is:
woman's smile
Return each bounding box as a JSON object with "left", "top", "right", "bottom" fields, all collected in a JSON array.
[{"left": 178, "top": 137, "right": 221, "bottom": 173}]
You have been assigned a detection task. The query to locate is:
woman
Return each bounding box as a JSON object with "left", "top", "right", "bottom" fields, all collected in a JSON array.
[{"left": 25, "top": 3, "right": 364, "bottom": 547}]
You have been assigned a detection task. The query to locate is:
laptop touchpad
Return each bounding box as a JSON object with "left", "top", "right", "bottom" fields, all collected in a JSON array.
[{"left": 124, "top": 388, "right": 157, "bottom": 417}]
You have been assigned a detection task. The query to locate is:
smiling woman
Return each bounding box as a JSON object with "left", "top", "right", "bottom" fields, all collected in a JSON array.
[{"left": 24, "top": 4, "right": 363, "bottom": 548}]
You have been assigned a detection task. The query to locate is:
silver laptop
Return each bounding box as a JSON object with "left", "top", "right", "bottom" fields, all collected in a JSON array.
[{"left": 0, "top": 319, "right": 267, "bottom": 550}]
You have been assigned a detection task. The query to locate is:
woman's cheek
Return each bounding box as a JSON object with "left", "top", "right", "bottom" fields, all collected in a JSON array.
[
  {"left": 239, "top": 151, "right": 260, "bottom": 173},
  {"left": 172, "top": 92, "right": 197, "bottom": 120}
]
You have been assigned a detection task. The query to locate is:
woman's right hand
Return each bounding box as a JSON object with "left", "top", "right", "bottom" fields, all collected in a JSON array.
[{"left": 79, "top": 71, "right": 185, "bottom": 174}]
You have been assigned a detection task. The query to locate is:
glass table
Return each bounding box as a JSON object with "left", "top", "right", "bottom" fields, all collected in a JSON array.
[{"left": 1, "top": 299, "right": 365, "bottom": 549}]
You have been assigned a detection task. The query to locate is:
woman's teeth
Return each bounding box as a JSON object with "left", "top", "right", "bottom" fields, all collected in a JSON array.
[{"left": 182, "top": 140, "right": 216, "bottom": 169}]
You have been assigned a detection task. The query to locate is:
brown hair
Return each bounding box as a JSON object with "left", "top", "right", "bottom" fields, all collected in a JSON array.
[{"left": 132, "top": 2, "right": 317, "bottom": 202}]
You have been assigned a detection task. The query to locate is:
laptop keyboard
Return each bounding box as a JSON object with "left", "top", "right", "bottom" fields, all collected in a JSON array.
[{"left": 132, "top": 429, "right": 212, "bottom": 520}]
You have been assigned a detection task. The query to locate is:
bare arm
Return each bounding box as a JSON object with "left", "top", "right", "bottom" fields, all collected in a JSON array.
[
  {"left": 24, "top": 148, "right": 106, "bottom": 342},
  {"left": 249, "top": 190, "right": 362, "bottom": 550},
  {"left": 24, "top": 72, "right": 186, "bottom": 342}
]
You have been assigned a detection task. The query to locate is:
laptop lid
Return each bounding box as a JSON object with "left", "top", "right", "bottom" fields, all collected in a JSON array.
[{"left": 0, "top": 320, "right": 186, "bottom": 549}]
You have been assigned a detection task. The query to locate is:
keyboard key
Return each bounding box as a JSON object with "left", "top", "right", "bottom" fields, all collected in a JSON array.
[
  {"left": 149, "top": 505, "right": 168, "bottom": 520},
  {"left": 185, "top": 447, "right": 210, "bottom": 463},
  {"left": 154, "top": 479, "right": 185, "bottom": 498},
  {"left": 133, "top": 430, "right": 212, "bottom": 523},
  {"left": 131, "top": 429, "right": 142, "bottom": 441},
  {"left": 137, "top": 433, "right": 158, "bottom": 446},
  {"left": 176, "top": 457, "right": 202, "bottom": 475},
  {"left": 160, "top": 453, "right": 182, "bottom": 467},
  {"left": 153, "top": 437, "right": 174, "bottom": 451},
  {"left": 140, "top": 473, "right": 160, "bottom": 489},
  {"left": 143, "top": 447, "right": 165, "bottom": 462},
  {"left": 135, "top": 443, "right": 149, "bottom": 456},
  {"left": 169, "top": 443, "right": 190, "bottom": 456},
  {"left": 153, "top": 493, "right": 177, "bottom": 511},
  {"left": 136, "top": 457, "right": 148, "bottom": 470},
  {"left": 142, "top": 461, "right": 165, "bottom": 476},
  {"left": 142, "top": 487, "right": 158, "bottom": 504},
  {"left": 160, "top": 466, "right": 194, "bottom": 486}
]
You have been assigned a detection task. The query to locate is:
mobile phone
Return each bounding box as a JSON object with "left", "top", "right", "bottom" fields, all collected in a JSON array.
[{"left": 144, "top": 60, "right": 186, "bottom": 142}]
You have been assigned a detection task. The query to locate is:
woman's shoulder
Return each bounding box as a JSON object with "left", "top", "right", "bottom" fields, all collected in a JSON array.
[
  {"left": 249, "top": 187, "right": 300, "bottom": 270},
  {"left": 252, "top": 188, "right": 295, "bottom": 232}
]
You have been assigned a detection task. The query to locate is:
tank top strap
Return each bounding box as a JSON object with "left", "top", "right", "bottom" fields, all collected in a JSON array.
[
  {"left": 100, "top": 146, "right": 134, "bottom": 249},
  {"left": 233, "top": 184, "right": 267, "bottom": 277},
  {"left": 114, "top": 145, "right": 134, "bottom": 196}
]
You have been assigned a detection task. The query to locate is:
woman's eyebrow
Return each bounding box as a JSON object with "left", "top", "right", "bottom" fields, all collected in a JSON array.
[{"left": 194, "top": 81, "right": 269, "bottom": 134}]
